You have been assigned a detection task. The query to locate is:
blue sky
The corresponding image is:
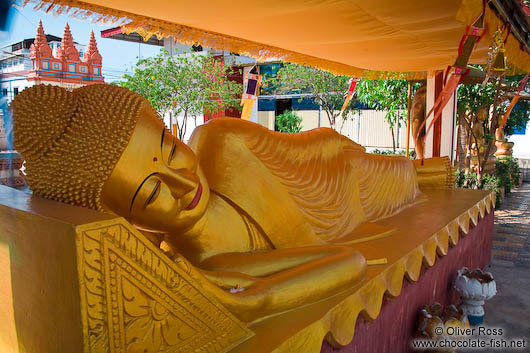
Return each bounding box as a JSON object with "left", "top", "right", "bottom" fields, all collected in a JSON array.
[{"left": 0, "top": 4, "right": 161, "bottom": 82}]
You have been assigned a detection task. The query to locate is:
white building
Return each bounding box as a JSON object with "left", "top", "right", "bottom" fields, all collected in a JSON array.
[
  {"left": 510, "top": 120, "right": 530, "bottom": 181},
  {"left": 511, "top": 122, "right": 530, "bottom": 159}
]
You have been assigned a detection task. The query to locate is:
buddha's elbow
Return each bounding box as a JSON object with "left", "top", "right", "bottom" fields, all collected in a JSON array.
[
  {"left": 338, "top": 247, "right": 367, "bottom": 289},
  {"left": 318, "top": 245, "right": 367, "bottom": 293}
]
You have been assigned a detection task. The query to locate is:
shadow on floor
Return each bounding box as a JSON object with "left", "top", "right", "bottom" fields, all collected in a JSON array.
[{"left": 483, "top": 183, "right": 530, "bottom": 352}]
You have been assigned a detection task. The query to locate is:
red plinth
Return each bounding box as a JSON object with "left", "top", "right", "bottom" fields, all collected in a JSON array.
[{"left": 321, "top": 211, "right": 494, "bottom": 353}]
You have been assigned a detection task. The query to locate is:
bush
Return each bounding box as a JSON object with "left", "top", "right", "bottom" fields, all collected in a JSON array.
[
  {"left": 372, "top": 149, "right": 401, "bottom": 155},
  {"left": 454, "top": 169, "right": 467, "bottom": 188},
  {"left": 455, "top": 170, "right": 480, "bottom": 189},
  {"left": 371, "top": 149, "right": 416, "bottom": 160},
  {"left": 494, "top": 157, "right": 521, "bottom": 194},
  {"left": 454, "top": 170, "right": 502, "bottom": 207},
  {"left": 276, "top": 110, "right": 302, "bottom": 133},
  {"left": 501, "top": 156, "right": 520, "bottom": 187},
  {"left": 454, "top": 157, "right": 520, "bottom": 208},
  {"left": 481, "top": 174, "right": 502, "bottom": 207},
  {"left": 495, "top": 159, "right": 512, "bottom": 193}
]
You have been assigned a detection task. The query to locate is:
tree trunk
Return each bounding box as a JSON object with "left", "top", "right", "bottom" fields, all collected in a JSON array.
[
  {"left": 178, "top": 111, "right": 188, "bottom": 141},
  {"left": 476, "top": 167, "right": 483, "bottom": 188},
  {"left": 339, "top": 112, "right": 346, "bottom": 133},
  {"left": 477, "top": 79, "right": 502, "bottom": 186},
  {"left": 472, "top": 130, "right": 483, "bottom": 189},
  {"left": 391, "top": 126, "right": 396, "bottom": 153},
  {"left": 325, "top": 109, "right": 334, "bottom": 129},
  {"left": 465, "top": 129, "right": 472, "bottom": 172},
  {"left": 456, "top": 122, "right": 466, "bottom": 170}
]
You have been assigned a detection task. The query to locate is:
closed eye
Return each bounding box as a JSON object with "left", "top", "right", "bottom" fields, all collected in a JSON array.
[{"left": 145, "top": 180, "right": 161, "bottom": 207}]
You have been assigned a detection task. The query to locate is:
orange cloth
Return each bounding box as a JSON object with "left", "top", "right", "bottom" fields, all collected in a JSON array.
[
  {"left": 240, "top": 98, "right": 254, "bottom": 120},
  {"left": 25, "top": 0, "right": 529, "bottom": 77}
]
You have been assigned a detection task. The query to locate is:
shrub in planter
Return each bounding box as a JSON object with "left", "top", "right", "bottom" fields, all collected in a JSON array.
[{"left": 276, "top": 110, "right": 303, "bottom": 133}]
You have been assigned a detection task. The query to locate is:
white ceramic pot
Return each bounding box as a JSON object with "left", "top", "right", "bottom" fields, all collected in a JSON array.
[{"left": 454, "top": 268, "right": 496, "bottom": 322}]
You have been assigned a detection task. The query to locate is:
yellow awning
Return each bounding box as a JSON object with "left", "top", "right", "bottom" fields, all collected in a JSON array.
[{"left": 23, "top": 0, "right": 530, "bottom": 78}]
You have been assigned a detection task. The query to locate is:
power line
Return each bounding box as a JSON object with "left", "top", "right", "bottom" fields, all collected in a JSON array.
[{"left": 13, "top": 7, "right": 37, "bottom": 29}]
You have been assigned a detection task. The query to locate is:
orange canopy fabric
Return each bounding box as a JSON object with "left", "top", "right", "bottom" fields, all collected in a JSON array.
[{"left": 24, "top": 0, "right": 530, "bottom": 78}]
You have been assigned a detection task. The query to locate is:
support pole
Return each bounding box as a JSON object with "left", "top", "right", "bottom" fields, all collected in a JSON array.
[
  {"left": 425, "top": 71, "right": 457, "bottom": 159},
  {"left": 406, "top": 81, "right": 412, "bottom": 159}
]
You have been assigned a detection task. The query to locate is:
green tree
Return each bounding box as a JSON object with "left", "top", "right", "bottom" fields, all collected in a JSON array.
[
  {"left": 456, "top": 74, "right": 529, "bottom": 185},
  {"left": 271, "top": 64, "right": 354, "bottom": 130},
  {"left": 356, "top": 79, "right": 420, "bottom": 152},
  {"left": 505, "top": 100, "right": 529, "bottom": 136},
  {"left": 120, "top": 50, "right": 242, "bottom": 140},
  {"left": 502, "top": 74, "right": 530, "bottom": 136},
  {"left": 276, "top": 110, "right": 303, "bottom": 133},
  {"left": 456, "top": 79, "right": 496, "bottom": 183}
]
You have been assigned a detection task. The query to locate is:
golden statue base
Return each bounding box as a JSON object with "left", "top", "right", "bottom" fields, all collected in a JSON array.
[
  {"left": 0, "top": 185, "right": 252, "bottom": 353},
  {"left": 0, "top": 185, "right": 494, "bottom": 353}
]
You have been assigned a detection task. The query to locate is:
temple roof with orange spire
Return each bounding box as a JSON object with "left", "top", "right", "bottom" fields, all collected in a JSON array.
[
  {"left": 29, "top": 20, "right": 52, "bottom": 59},
  {"left": 27, "top": 21, "right": 104, "bottom": 85},
  {"left": 57, "top": 23, "right": 80, "bottom": 61},
  {"left": 83, "top": 30, "right": 102, "bottom": 64}
]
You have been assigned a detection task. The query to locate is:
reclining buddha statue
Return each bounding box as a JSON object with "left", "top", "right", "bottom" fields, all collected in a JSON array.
[{"left": 12, "top": 84, "right": 425, "bottom": 324}]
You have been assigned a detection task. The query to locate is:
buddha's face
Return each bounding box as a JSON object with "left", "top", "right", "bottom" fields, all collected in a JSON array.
[{"left": 101, "top": 104, "right": 209, "bottom": 233}]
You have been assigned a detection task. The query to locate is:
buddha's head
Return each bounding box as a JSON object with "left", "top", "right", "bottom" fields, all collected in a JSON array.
[{"left": 12, "top": 84, "right": 209, "bottom": 233}]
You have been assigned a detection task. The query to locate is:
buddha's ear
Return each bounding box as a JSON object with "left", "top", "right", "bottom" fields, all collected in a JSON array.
[
  {"left": 100, "top": 203, "right": 166, "bottom": 246},
  {"left": 12, "top": 84, "right": 76, "bottom": 160}
]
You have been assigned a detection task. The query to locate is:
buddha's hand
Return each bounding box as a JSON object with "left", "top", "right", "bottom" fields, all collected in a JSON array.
[
  {"left": 201, "top": 269, "right": 267, "bottom": 292},
  {"left": 197, "top": 245, "right": 366, "bottom": 323}
]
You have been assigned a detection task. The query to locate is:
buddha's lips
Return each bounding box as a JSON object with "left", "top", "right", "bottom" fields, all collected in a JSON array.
[{"left": 186, "top": 183, "right": 202, "bottom": 210}]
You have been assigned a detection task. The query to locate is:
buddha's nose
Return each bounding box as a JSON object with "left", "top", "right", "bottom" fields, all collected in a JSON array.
[{"left": 159, "top": 167, "right": 199, "bottom": 197}]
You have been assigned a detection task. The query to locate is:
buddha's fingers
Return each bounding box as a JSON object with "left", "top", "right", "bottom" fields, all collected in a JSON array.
[{"left": 366, "top": 258, "right": 388, "bottom": 266}]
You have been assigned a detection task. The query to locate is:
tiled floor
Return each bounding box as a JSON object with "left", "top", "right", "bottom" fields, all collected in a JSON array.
[
  {"left": 491, "top": 182, "right": 530, "bottom": 267},
  {"left": 483, "top": 182, "right": 530, "bottom": 352}
]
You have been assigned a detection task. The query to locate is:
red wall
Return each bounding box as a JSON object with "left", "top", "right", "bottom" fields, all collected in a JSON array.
[{"left": 321, "top": 211, "right": 494, "bottom": 353}]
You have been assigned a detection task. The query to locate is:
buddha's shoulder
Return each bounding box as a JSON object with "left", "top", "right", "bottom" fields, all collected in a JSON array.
[
  {"left": 191, "top": 118, "right": 266, "bottom": 137},
  {"left": 187, "top": 118, "right": 254, "bottom": 152},
  {"left": 188, "top": 118, "right": 365, "bottom": 153}
]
